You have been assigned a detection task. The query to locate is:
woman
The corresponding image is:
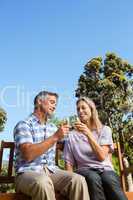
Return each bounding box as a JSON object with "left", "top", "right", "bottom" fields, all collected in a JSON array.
[{"left": 64, "top": 97, "right": 127, "bottom": 200}]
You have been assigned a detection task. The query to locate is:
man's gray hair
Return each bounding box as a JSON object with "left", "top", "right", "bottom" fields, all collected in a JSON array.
[{"left": 34, "top": 91, "right": 58, "bottom": 107}]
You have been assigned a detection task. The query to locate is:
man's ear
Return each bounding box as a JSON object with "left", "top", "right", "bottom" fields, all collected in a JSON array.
[{"left": 37, "top": 98, "right": 42, "bottom": 105}]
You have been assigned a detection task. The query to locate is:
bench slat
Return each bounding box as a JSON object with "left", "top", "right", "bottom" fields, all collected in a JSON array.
[
  {"left": 0, "top": 193, "right": 30, "bottom": 200},
  {"left": 0, "top": 176, "right": 15, "bottom": 183},
  {"left": 125, "top": 192, "right": 133, "bottom": 200}
]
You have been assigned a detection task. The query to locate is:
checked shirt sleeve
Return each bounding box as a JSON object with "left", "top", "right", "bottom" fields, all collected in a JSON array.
[{"left": 14, "top": 121, "right": 33, "bottom": 147}]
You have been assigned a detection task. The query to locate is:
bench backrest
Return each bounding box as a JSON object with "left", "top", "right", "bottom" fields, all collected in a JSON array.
[
  {"left": 114, "top": 142, "right": 133, "bottom": 191},
  {"left": 0, "top": 141, "right": 15, "bottom": 184}
]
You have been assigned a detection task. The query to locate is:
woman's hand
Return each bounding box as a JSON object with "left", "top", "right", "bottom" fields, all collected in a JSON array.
[{"left": 74, "top": 121, "right": 92, "bottom": 137}]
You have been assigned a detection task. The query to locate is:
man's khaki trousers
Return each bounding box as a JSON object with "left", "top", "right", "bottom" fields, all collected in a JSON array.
[{"left": 15, "top": 167, "right": 90, "bottom": 200}]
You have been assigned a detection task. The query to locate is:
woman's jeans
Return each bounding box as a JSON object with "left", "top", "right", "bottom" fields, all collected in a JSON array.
[{"left": 76, "top": 168, "right": 127, "bottom": 200}]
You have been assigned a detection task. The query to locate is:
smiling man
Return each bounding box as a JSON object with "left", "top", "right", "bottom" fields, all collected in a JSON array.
[{"left": 14, "top": 90, "right": 89, "bottom": 200}]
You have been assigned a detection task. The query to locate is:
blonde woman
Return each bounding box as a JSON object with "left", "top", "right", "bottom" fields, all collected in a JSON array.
[{"left": 64, "top": 97, "right": 127, "bottom": 200}]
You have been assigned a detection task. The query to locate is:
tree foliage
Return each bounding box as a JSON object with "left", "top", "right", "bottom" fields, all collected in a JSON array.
[
  {"left": 0, "top": 107, "right": 7, "bottom": 132},
  {"left": 0, "top": 166, "right": 15, "bottom": 193},
  {"left": 76, "top": 52, "right": 133, "bottom": 163}
]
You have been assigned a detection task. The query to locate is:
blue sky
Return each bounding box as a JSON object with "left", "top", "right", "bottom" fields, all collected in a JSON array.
[{"left": 0, "top": 0, "right": 133, "bottom": 144}]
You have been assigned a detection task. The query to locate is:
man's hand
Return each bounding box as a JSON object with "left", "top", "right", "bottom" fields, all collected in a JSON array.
[{"left": 54, "top": 124, "right": 70, "bottom": 140}]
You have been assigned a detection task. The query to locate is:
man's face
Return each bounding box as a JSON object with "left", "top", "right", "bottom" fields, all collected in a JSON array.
[{"left": 39, "top": 94, "right": 57, "bottom": 117}]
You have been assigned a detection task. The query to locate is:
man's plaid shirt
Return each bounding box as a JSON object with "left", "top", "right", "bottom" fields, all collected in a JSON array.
[{"left": 14, "top": 114, "right": 59, "bottom": 174}]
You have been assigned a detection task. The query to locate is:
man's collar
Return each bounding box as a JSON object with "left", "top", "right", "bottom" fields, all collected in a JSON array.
[
  {"left": 30, "top": 113, "right": 50, "bottom": 125},
  {"left": 30, "top": 113, "right": 41, "bottom": 123}
]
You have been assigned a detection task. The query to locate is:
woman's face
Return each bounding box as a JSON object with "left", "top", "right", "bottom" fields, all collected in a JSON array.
[{"left": 77, "top": 100, "right": 92, "bottom": 123}]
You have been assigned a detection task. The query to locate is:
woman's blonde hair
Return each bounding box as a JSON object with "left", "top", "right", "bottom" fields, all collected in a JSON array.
[{"left": 76, "top": 97, "right": 102, "bottom": 134}]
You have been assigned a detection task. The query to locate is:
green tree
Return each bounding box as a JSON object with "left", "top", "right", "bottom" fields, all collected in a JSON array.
[
  {"left": 76, "top": 52, "right": 133, "bottom": 163},
  {"left": 0, "top": 107, "right": 7, "bottom": 132},
  {"left": 49, "top": 115, "right": 61, "bottom": 127}
]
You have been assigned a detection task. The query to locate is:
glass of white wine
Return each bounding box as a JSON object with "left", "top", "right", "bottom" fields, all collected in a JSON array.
[
  {"left": 60, "top": 117, "right": 70, "bottom": 140},
  {"left": 69, "top": 115, "right": 79, "bottom": 130}
]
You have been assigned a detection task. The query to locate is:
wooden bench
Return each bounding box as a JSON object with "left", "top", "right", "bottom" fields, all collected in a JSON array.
[
  {"left": 0, "top": 141, "right": 67, "bottom": 200},
  {"left": 0, "top": 140, "right": 133, "bottom": 200}
]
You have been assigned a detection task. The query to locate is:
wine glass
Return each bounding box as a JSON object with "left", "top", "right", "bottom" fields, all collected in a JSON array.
[
  {"left": 60, "top": 117, "right": 70, "bottom": 140},
  {"left": 69, "top": 115, "right": 79, "bottom": 130}
]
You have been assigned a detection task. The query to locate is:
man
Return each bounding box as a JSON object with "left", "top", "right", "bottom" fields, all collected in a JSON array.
[{"left": 14, "top": 90, "right": 90, "bottom": 200}]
